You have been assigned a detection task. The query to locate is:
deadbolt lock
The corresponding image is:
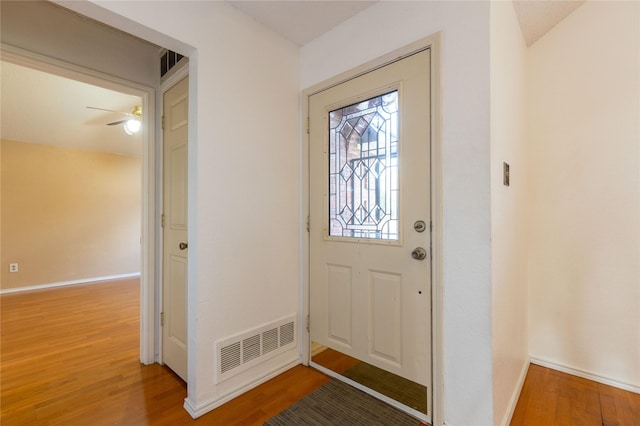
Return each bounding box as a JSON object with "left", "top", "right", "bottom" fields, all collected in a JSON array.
[{"left": 414, "top": 220, "right": 427, "bottom": 233}]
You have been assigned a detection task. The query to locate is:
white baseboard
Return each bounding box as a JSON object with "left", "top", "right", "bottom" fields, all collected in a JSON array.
[
  {"left": 500, "top": 359, "right": 530, "bottom": 426},
  {"left": 183, "top": 357, "right": 301, "bottom": 419},
  {"left": 530, "top": 357, "right": 640, "bottom": 394},
  {"left": 0, "top": 273, "right": 141, "bottom": 294}
]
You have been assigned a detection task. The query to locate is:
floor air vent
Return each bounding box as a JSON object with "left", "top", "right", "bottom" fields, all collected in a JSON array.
[{"left": 215, "top": 315, "right": 296, "bottom": 383}]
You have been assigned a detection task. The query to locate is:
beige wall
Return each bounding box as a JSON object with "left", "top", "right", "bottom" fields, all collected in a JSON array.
[
  {"left": 527, "top": 1, "right": 640, "bottom": 390},
  {"left": 1, "top": 140, "right": 142, "bottom": 290},
  {"left": 490, "top": 2, "right": 529, "bottom": 425}
]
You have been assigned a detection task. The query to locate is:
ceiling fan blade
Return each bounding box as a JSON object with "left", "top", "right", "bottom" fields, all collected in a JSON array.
[
  {"left": 86, "top": 106, "right": 133, "bottom": 117},
  {"left": 107, "top": 119, "right": 129, "bottom": 126}
]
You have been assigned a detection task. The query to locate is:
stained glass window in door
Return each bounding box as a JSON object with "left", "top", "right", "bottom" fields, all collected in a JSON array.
[{"left": 328, "top": 91, "right": 399, "bottom": 240}]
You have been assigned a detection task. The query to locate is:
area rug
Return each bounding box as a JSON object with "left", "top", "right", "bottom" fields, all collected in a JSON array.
[
  {"left": 342, "top": 361, "right": 428, "bottom": 413},
  {"left": 264, "top": 379, "right": 422, "bottom": 425}
]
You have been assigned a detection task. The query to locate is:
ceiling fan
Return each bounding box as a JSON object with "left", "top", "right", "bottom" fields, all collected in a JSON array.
[{"left": 86, "top": 105, "right": 142, "bottom": 134}]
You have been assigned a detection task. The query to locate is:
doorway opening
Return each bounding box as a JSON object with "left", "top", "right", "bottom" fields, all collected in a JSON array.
[
  {"left": 1, "top": 0, "right": 196, "bottom": 413},
  {"left": 1, "top": 46, "right": 156, "bottom": 364}
]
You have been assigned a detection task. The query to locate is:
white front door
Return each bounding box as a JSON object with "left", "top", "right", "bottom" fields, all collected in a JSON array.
[
  {"left": 162, "top": 76, "right": 188, "bottom": 381},
  {"left": 309, "top": 50, "right": 431, "bottom": 413}
]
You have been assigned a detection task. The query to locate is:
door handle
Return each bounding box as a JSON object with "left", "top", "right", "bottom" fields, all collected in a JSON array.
[
  {"left": 411, "top": 247, "right": 427, "bottom": 260},
  {"left": 179, "top": 242, "right": 188, "bottom": 250}
]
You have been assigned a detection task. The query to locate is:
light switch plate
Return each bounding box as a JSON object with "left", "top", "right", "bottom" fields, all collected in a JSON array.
[{"left": 503, "top": 162, "right": 510, "bottom": 186}]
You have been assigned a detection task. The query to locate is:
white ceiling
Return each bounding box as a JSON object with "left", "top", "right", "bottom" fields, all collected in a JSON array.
[
  {"left": 227, "top": 0, "right": 377, "bottom": 46},
  {"left": 227, "top": 0, "right": 585, "bottom": 47},
  {"left": 1, "top": 61, "right": 143, "bottom": 158},
  {"left": 1, "top": 1, "right": 583, "bottom": 158},
  {"left": 513, "top": 0, "right": 585, "bottom": 46}
]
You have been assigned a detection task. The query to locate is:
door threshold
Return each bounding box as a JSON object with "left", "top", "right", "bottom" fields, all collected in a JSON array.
[{"left": 309, "top": 361, "right": 431, "bottom": 425}]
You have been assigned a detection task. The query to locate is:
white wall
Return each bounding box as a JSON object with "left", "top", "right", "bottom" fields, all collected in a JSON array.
[
  {"left": 527, "top": 1, "right": 640, "bottom": 391},
  {"left": 490, "top": 2, "right": 529, "bottom": 425},
  {"left": 301, "top": 2, "right": 493, "bottom": 425},
  {"left": 61, "top": 0, "right": 301, "bottom": 415}
]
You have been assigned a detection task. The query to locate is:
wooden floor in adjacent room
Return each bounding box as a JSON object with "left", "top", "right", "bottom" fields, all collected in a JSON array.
[{"left": 1, "top": 279, "right": 638, "bottom": 425}]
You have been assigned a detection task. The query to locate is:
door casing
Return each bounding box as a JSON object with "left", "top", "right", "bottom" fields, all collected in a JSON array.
[{"left": 300, "top": 33, "right": 444, "bottom": 426}]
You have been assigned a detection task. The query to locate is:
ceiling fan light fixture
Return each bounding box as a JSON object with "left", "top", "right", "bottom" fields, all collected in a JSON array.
[{"left": 124, "top": 119, "right": 141, "bottom": 135}]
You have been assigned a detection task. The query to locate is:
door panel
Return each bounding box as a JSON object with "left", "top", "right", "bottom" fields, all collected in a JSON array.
[
  {"left": 162, "top": 76, "right": 188, "bottom": 381},
  {"left": 327, "top": 264, "right": 352, "bottom": 346},
  {"left": 169, "top": 144, "right": 187, "bottom": 227},
  {"left": 168, "top": 255, "right": 187, "bottom": 345},
  {"left": 370, "top": 271, "right": 402, "bottom": 365},
  {"left": 309, "top": 49, "right": 431, "bottom": 416}
]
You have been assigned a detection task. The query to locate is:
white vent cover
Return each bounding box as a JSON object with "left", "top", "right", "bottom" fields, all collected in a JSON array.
[{"left": 215, "top": 315, "right": 296, "bottom": 383}]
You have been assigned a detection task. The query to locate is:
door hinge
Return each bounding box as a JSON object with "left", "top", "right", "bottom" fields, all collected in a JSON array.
[
  {"left": 161, "top": 115, "right": 165, "bottom": 131},
  {"left": 160, "top": 312, "right": 165, "bottom": 327},
  {"left": 306, "top": 215, "right": 310, "bottom": 233},
  {"left": 306, "top": 315, "right": 310, "bottom": 332},
  {"left": 161, "top": 213, "right": 165, "bottom": 228},
  {"left": 306, "top": 117, "right": 310, "bottom": 135}
]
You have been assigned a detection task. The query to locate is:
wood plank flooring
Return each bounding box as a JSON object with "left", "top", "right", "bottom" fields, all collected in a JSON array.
[
  {"left": 2, "top": 279, "right": 638, "bottom": 425},
  {"left": 0, "top": 279, "right": 329, "bottom": 425},
  {"left": 511, "top": 363, "right": 640, "bottom": 425}
]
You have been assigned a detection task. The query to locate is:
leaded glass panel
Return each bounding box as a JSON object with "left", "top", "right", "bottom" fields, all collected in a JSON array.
[{"left": 328, "top": 91, "right": 399, "bottom": 240}]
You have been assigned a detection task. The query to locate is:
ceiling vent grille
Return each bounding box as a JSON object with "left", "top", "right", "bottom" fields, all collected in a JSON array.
[{"left": 215, "top": 315, "right": 296, "bottom": 383}]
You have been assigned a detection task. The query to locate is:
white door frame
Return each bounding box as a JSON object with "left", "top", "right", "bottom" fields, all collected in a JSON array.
[
  {"left": 0, "top": 44, "right": 158, "bottom": 365},
  {"left": 300, "top": 33, "right": 444, "bottom": 426}
]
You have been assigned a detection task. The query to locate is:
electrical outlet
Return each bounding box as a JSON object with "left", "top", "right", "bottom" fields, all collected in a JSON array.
[{"left": 9, "top": 263, "right": 18, "bottom": 273}]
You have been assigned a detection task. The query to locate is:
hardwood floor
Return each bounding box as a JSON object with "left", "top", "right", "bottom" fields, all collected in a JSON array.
[
  {"left": 511, "top": 363, "right": 640, "bottom": 426},
  {"left": 2, "top": 279, "right": 638, "bottom": 425},
  {"left": 0, "top": 279, "right": 329, "bottom": 425}
]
